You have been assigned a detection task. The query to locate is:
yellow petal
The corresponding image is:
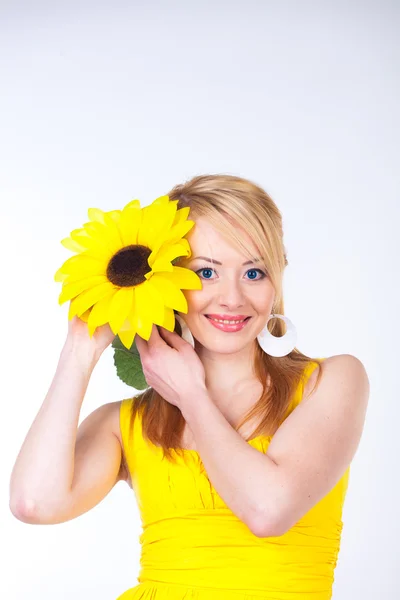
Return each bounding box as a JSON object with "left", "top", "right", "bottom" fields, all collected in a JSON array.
[
  {"left": 79, "top": 218, "right": 120, "bottom": 254},
  {"left": 126, "top": 291, "right": 137, "bottom": 328},
  {"left": 123, "top": 199, "right": 141, "bottom": 210},
  {"left": 130, "top": 310, "right": 153, "bottom": 340},
  {"left": 87, "top": 292, "right": 116, "bottom": 335},
  {"left": 162, "top": 306, "right": 176, "bottom": 331},
  {"left": 61, "top": 237, "right": 88, "bottom": 253},
  {"left": 172, "top": 206, "right": 190, "bottom": 226},
  {"left": 160, "top": 220, "right": 195, "bottom": 246},
  {"left": 82, "top": 221, "right": 106, "bottom": 235},
  {"left": 131, "top": 282, "right": 155, "bottom": 339},
  {"left": 78, "top": 308, "right": 91, "bottom": 322},
  {"left": 119, "top": 204, "right": 142, "bottom": 247},
  {"left": 54, "top": 268, "right": 70, "bottom": 283},
  {"left": 108, "top": 210, "right": 122, "bottom": 224},
  {"left": 137, "top": 201, "right": 177, "bottom": 248},
  {"left": 148, "top": 257, "right": 174, "bottom": 274},
  {"left": 81, "top": 223, "right": 117, "bottom": 257},
  {"left": 147, "top": 273, "right": 188, "bottom": 312},
  {"left": 68, "top": 282, "right": 115, "bottom": 318},
  {"left": 148, "top": 240, "right": 190, "bottom": 268},
  {"left": 117, "top": 327, "right": 137, "bottom": 349},
  {"left": 151, "top": 195, "right": 172, "bottom": 208},
  {"left": 159, "top": 266, "right": 202, "bottom": 290},
  {"left": 136, "top": 315, "right": 153, "bottom": 340},
  {"left": 69, "top": 229, "right": 115, "bottom": 258},
  {"left": 87, "top": 207, "right": 106, "bottom": 224},
  {"left": 56, "top": 254, "right": 106, "bottom": 278},
  {"left": 108, "top": 287, "right": 135, "bottom": 335},
  {"left": 102, "top": 212, "right": 124, "bottom": 250},
  {"left": 58, "top": 271, "right": 105, "bottom": 286},
  {"left": 58, "top": 275, "right": 109, "bottom": 305},
  {"left": 107, "top": 211, "right": 125, "bottom": 244},
  {"left": 58, "top": 253, "right": 89, "bottom": 271},
  {"left": 136, "top": 279, "right": 165, "bottom": 325}
]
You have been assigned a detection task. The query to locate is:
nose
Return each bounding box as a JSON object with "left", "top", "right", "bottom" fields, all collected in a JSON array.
[{"left": 217, "top": 277, "right": 246, "bottom": 309}]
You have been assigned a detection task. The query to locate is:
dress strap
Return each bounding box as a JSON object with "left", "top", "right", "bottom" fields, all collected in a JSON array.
[
  {"left": 120, "top": 397, "right": 145, "bottom": 476},
  {"left": 287, "top": 358, "right": 326, "bottom": 415},
  {"left": 302, "top": 358, "right": 325, "bottom": 384}
]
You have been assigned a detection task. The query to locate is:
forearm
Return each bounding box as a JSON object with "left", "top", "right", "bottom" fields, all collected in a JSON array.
[
  {"left": 181, "top": 389, "right": 280, "bottom": 536},
  {"left": 9, "top": 343, "right": 98, "bottom": 516}
]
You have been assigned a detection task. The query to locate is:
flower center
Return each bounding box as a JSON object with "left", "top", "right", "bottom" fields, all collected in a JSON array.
[{"left": 106, "top": 245, "right": 152, "bottom": 287}]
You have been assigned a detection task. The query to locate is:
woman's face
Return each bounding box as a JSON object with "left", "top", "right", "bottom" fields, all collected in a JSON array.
[{"left": 178, "top": 216, "right": 276, "bottom": 354}]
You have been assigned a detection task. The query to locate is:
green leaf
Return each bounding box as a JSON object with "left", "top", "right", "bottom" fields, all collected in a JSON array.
[{"left": 112, "top": 335, "right": 149, "bottom": 390}]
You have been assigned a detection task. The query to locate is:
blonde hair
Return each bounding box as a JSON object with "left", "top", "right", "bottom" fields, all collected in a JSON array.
[{"left": 127, "top": 174, "right": 324, "bottom": 462}]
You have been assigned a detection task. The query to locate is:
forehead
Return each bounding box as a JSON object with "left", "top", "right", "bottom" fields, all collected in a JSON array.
[{"left": 187, "top": 216, "right": 259, "bottom": 262}]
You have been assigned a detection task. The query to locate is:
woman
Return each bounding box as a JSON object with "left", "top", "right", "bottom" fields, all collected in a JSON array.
[{"left": 10, "top": 174, "right": 369, "bottom": 599}]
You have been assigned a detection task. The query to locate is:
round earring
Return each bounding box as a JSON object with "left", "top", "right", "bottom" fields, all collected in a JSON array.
[
  {"left": 175, "top": 314, "right": 195, "bottom": 348},
  {"left": 256, "top": 313, "right": 297, "bottom": 357}
]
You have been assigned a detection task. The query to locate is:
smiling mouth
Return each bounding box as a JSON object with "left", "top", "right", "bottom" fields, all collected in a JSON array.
[{"left": 204, "top": 315, "right": 252, "bottom": 324}]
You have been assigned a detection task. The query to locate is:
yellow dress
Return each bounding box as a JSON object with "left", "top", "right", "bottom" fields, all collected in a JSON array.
[{"left": 117, "top": 359, "right": 350, "bottom": 600}]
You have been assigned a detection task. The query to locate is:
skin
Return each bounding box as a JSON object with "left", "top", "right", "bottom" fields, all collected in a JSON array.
[
  {"left": 11, "top": 216, "right": 368, "bottom": 532},
  {"left": 114, "top": 218, "right": 368, "bottom": 537},
  {"left": 177, "top": 216, "right": 276, "bottom": 405},
  {"left": 119, "top": 215, "right": 279, "bottom": 481},
  {"left": 124, "top": 214, "right": 369, "bottom": 537}
]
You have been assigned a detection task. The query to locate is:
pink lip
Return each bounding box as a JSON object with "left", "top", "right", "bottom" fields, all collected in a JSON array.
[
  {"left": 205, "top": 314, "right": 250, "bottom": 320},
  {"left": 204, "top": 315, "right": 251, "bottom": 333}
]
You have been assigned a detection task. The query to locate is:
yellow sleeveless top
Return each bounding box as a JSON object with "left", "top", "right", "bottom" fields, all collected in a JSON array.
[{"left": 117, "top": 359, "right": 350, "bottom": 600}]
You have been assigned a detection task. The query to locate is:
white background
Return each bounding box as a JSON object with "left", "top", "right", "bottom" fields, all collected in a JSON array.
[{"left": 1, "top": 1, "right": 398, "bottom": 599}]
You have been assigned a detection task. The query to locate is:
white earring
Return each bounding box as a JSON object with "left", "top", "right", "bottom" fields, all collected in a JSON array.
[
  {"left": 175, "top": 314, "right": 195, "bottom": 348},
  {"left": 256, "top": 313, "right": 297, "bottom": 357}
]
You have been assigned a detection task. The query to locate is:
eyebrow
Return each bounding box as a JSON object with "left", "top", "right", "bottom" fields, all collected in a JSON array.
[{"left": 189, "top": 256, "right": 261, "bottom": 266}]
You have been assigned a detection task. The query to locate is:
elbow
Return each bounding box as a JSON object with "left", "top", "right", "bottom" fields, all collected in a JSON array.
[
  {"left": 250, "top": 506, "right": 289, "bottom": 538},
  {"left": 251, "top": 518, "right": 288, "bottom": 539},
  {"left": 252, "top": 518, "right": 288, "bottom": 538},
  {"left": 9, "top": 495, "right": 40, "bottom": 524}
]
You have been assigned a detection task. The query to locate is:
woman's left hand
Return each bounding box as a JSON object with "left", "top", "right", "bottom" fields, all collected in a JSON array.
[{"left": 135, "top": 324, "right": 207, "bottom": 411}]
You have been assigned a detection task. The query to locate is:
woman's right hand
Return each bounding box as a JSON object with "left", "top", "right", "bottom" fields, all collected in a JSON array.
[{"left": 64, "top": 315, "right": 117, "bottom": 364}]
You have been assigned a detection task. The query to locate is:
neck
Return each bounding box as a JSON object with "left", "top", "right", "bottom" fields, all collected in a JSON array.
[{"left": 196, "top": 340, "right": 259, "bottom": 396}]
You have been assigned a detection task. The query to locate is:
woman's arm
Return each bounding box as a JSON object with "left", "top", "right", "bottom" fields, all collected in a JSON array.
[
  {"left": 181, "top": 354, "right": 369, "bottom": 537},
  {"left": 9, "top": 343, "right": 99, "bottom": 520}
]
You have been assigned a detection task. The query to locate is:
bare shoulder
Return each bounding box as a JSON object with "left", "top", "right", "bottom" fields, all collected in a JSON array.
[
  {"left": 321, "top": 353, "right": 369, "bottom": 382},
  {"left": 303, "top": 353, "right": 370, "bottom": 404}
]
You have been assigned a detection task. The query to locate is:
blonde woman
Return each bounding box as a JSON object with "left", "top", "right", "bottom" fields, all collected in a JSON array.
[{"left": 10, "top": 174, "right": 369, "bottom": 600}]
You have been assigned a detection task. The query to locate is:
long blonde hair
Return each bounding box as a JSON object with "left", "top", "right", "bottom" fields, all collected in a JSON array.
[{"left": 127, "top": 174, "right": 324, "bottom": 462}]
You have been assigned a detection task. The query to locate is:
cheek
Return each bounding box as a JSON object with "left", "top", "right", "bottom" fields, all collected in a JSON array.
[
  {"left": 258, "top": 293, "right": 273, "bottom": 308},
  {"left": 183, "top": 289, "right": 207, "bottom": 313},
  {"left": 252, "top": 293, "right": 274, "bottom": 315}
]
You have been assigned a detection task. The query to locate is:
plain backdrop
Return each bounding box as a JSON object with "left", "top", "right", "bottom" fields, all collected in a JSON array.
[{"left": 1, "top": 1, "right": 398, "bottom": 599}]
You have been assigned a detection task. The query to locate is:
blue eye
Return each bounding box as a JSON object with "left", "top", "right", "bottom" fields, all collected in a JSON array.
[
  {"left": 246, "top": 269, "right": 264, "bottom": 280},
  {"left": 197, "top": 268, "right": 214, "bottom": 279},
  {"left": 195, "top": 267, "right": 266, "bottom": 280}
]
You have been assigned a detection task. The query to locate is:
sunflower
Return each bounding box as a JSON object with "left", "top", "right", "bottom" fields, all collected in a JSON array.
[{"left": 54, "top": 195, "right": 202, "bottom": 349}]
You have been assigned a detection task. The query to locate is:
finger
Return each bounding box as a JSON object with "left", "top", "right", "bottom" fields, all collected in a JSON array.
[
  {"left": 159, "top": 326, "right": 188, "bottom": 351},
  {"left": 134, "top": 333, "right": 149, "bottom": 361},
  {"left": 146, "top": 323, "right": 167, "bottom": 351},
  {"left": 136, "top": 324, "right": 158, "bottom": 346}
]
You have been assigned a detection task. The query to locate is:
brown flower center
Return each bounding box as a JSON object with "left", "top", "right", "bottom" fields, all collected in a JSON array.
[{"left": 106, "top": 245, "right": 152, "bottom": 287}]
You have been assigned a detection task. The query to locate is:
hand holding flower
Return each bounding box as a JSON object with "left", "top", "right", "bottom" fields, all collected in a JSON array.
[{"left": 135, "top": 325, "right": 206, "bottom": 410}]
